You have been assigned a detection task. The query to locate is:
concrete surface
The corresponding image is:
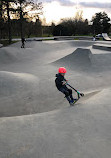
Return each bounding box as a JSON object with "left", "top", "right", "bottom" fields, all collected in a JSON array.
[
  {"left": 0, "top": 40, "right": 111, "bottom": 158},
  {"left": 93, "top": 43, "right": 111, "bottom": 51}
]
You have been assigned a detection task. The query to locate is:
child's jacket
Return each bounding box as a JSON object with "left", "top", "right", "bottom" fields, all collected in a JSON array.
[{"left": 55, "top": 73, "right": 67, "bottom": 90}]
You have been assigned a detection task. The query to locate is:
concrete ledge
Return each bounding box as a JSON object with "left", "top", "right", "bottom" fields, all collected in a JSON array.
[
  {"left": 26, "top": 37, "right": 54, "bottom": 41},
  {"left": 93, "top": 44, "right": 111, "bottom": 51},
  {"left": 54, "top": 36, "right": 93, "bottom": 41}
]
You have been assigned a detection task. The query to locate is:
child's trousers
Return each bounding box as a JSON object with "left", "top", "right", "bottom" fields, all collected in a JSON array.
[{"left": 59, "top": 86, "right": 74, "bottom": 103}]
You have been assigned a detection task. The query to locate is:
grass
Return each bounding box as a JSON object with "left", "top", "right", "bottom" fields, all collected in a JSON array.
[{"left": 0, "top": 40, "right": 18, "bottom": 47}]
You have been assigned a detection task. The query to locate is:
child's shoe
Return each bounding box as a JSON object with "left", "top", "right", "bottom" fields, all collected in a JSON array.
[{"left": 70, "top": 99, "right": 77, "bottom": 106}]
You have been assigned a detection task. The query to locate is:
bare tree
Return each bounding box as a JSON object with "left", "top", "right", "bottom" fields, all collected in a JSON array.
[
  {"left": 16, "top": 0, "right": 43, "bottom": 39},
  {"left": 1, "top": 0, "right": 16, "bottom": 43}
]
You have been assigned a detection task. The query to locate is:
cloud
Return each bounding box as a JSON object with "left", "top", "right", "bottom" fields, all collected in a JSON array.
[
  {"left": 41, "top": 0, "right": 76, "bottom": 6},
  {"left": 56, "top": 0, "right": 75, "bottom": 6},
  {"left": 41, "top": 0, "right": 111, "bottom": 8},
  {"left": 79, "top": 2, "right": 111, "bottom": 9}
]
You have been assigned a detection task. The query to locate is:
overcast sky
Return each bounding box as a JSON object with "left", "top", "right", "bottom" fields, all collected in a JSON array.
[{"left": 39, "top": 0, "right": 111, "bottom": 24}]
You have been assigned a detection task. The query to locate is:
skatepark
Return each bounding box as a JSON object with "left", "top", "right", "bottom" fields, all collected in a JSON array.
[{"left": 0, "top": 39, "right": 111, "bottom": 158}]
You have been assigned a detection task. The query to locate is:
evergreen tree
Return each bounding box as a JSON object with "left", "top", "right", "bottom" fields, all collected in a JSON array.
[{"left": 91, "top": 12, "right": 110, "bottom": 34}]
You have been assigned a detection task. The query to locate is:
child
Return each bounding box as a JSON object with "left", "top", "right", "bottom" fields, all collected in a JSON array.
[
  {"left": 55, "top": 67, "right": 77, "bottom": 105},
  {"left": 21, "top": 37, "right": 26, "bottom": 48}
]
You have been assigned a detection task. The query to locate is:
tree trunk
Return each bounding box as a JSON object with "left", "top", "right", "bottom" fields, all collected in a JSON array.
[
  {"left": 6, "top": 1, "right": 11, "bottom": 44},
  {"left": 0, "top": 0, "right": 2, "bottom": 41},
  {"left": 20, "top": 1, "right": 23, "bottom": 39}
]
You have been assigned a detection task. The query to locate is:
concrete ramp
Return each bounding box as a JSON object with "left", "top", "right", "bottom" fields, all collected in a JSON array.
[
  {"left": 0, "top": 88, "right": 111, "bottom": 158},
  {"left": 102, "top": 33, "right": 111, "bottom": 41},
  {"left": 93, "top": 43, "right": 111, "bottom": 51},
  {"left": 0, "top": 71, "right": 40, "bottom": 117},
  {"left": 75, "top": 90, "right": 101, "bottom": 105},
  {"left": 53, "top": 48, "right": 93, "bottom": 69}
]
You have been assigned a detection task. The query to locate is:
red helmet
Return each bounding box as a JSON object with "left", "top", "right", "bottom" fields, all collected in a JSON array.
[{"left": 58, "top": 67, "right": 67, "bottom": 73}]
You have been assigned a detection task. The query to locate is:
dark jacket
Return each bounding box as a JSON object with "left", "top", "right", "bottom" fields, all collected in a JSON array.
[
  {"left": 21, "top": 38, "right": 25, "bottom": 43},
  {"left": 55, "top": 73, "right": 66, "bottom": 90}
]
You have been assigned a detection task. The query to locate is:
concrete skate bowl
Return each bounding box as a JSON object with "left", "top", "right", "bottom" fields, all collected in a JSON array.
[
  {"left": 1, "top": 88, "right": 111, "bottom": 158},
  {"left": 9, "top": 41, "right": 38, "bottom": 48},
  {"left": 0, "top": 46, "right": 46, "bottom": 65},
  {"left": 44, "top": 40, "right": 95, "bottom": 48},
  {"left": 10, "top": 39, "right": 95, "bottom": 49},
  {"left": 65, "top": 40, "right": 95, "bottom": 47},
  {"left": 0, "top": 71, "right": 41, "bottom": 117},
  {"left": 0, "top": 70, "right": 72, "bottom": 117},
  {"left": 0, "top": 41, "right": 109, "bottom": 118},
  {"left": 52, "top": 48, "right": 93, "bottom": 71},
  {"left": 1, "top": 40, "right": 111, "bottom": 158},
  {"left": 0, "top": 48, "right": 18, "bottom": 64},
  {"left": 0, "top": 47, "right": 32, "bottom": 64}
]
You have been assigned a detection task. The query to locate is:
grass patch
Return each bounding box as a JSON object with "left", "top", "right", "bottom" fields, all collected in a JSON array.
[
  {"left": 43, "top": 38, "right": 54, "bottom": 41},
  {"left": 0, "top": 40, "right": 18, "bottom": 47},
  {"left": 74, "top": 38, "right": 79, "bottom": 40}
]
